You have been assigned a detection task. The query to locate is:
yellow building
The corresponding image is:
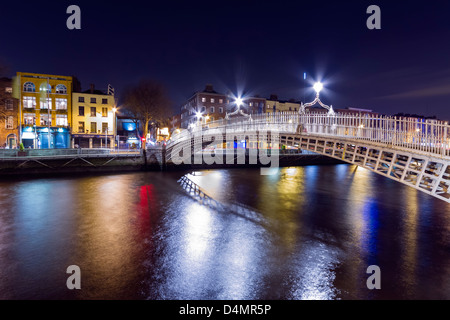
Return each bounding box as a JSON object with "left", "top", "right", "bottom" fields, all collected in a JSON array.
[
  {"left": 17, "top": 72, "right": 72, "bottom": 149},
  {"left": 265, "top": 95, "right": 301, "bottom": 113},
  {"left": 72, "top": 88, "right": 116, "bottom": 148}
]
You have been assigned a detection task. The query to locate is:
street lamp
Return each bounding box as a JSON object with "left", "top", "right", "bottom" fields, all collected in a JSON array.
[
  {"left": 235, "top": 97, "right": 243, "bottom": 108},
  {"left": 195, "top": 111, "right": 203, "bottom": 126},
  {"left": 112, "top": 107, "right": 117, "bottom": 151},
  {"left": 313, "top": 82, "right": 323, "bottom": 93},
  {"left": 300, "top": 81, "right": 334, "bottom": 115}
]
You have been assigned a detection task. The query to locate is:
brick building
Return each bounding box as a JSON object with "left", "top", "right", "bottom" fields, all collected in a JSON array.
[
  {"left": 180, "top": 84, "right": 266, "bottom": 129},
  {"left": 0, "top": 78, "right": 19, "bottom": 148}
]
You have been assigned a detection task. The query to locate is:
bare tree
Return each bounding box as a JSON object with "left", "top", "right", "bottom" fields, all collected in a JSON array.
[{"left": 122, "top": 79, "right": 172, "bottom": 148}]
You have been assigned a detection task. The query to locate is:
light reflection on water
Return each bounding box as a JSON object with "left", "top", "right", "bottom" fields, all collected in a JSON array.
[{"left": 0, "top": 165, "right": 449, "bottom": 300}]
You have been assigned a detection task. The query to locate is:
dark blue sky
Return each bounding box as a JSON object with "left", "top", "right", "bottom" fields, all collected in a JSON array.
[{"left": 1, "top": 0, "right": 450, "bottom": 120}]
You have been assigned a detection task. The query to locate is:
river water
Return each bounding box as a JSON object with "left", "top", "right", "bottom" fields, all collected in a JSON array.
[{"left": 0, "top": 164, "right": 449, "bottom": 300}]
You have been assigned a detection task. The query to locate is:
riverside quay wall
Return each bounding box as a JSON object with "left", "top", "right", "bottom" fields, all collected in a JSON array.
[
  {"left": 0, "top": 148, "right": 345, "bottom": 178},
  {"left": 0, "top": 149, "right": 146, "bottom": 177}
]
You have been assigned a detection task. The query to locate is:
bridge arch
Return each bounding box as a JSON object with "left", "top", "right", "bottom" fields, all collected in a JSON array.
[{"left": 167, "top": 112, "right": 450, "bottom": 203}]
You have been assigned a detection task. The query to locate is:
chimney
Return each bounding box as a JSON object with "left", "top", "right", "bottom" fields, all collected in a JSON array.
[
  {"left": 90, "top": 84, "right": 95, "bottom": 94},
  {"left": 269, "top": 94, "right": 278, "bottom": 101},
  {"left": 205, "top": 84, "right": 214, "bottom": 92}
]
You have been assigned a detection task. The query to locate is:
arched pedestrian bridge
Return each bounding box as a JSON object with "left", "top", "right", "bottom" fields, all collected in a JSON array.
[{"left": 167, "top": 112, "right": 450, "bottom": 203}]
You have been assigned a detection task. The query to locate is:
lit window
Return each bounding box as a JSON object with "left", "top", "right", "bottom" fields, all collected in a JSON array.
[
  {"left": 40, "top": 114, "right": 51, "bottom": 126},
  {"left": 78, "top": 121, "right": 85, "bottom": 133},
  {"left": 102, "top": 107, "right": 108, "bottom": 117},
  {"left": 55, "top": 84, "right": 67, "bottom": 94},
  {"left": 91, "top": 107, "right": 96, "bottom": 117},
  {"left": 211, "top": 98, "right": 215, "bottom": 103},
  {"left": 5, "top": 87, "right": 12, "bottom": 93},
  {"left": 23, "top": 113, "right": 35, "bottom": 125},
  {"left": 6, "top": 116, "right": 14, "bottom": 129},
  {"left": 40, "top": 98, "right": 52, "bottom": 110},
  {"left": 55, "top": 98, "right": 67, "bottom": 110},
  {"left": 219, "top": 99, "right": 223, "bottom": 103},
  {"left": 90, "top": 122, "right": 97, "bottom": 133},
  {"left": 40, "top": 83, "right": 51, "bottom": 93},
  {"left": 78, "top": 106, "right": 85, "bottom": 116},
  {"left": 56, "top": 114, "right": 68, "bottom": 126},
  {"left": 23, "top": 97, "right": 36, "bottom": 109},
  {"left": 202, "top": 97, "right": 206, "bottom": 102},
  {"left": 102, "top": 122, "right": 108, "bottom": 133},
  {"left": 23, "top": 82, "right": 35, "bottom": 92},
  {"left": 249, "top": 102, "right": 253, "bottom": 107}
]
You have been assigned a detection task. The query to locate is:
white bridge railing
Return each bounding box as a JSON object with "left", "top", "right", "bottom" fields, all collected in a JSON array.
[{"left": 169, "top": 112, "right": 450, "bottom": 159}]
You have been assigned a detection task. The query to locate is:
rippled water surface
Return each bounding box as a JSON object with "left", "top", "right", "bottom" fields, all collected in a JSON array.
[{"left": 0, "top": 165, "right": 449, "bottom": 299}]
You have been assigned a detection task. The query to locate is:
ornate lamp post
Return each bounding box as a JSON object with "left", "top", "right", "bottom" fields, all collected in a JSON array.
[
  {"left": 225, "top": 96, "right": 252, "bottom": 120},
  {"left": 300, "top": 82, "right": 335, "bottom": 115}
]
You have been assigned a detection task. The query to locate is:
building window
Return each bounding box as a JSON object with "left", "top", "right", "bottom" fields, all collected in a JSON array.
[
  {"left": 23, "top": 96, "right": 36, "bottom": 109},
  {"left": 40, "top": 98, "right": 52, "bottom": 110},
  {"left": 202, "top": 97, "right": 206, "bottom": 102},
  {"left": 90, "top": 98, "right": 97, "bottom": 104},
  {"left": 219, "top": 107, "right": 223, "bottom": 113},
  {"left": 5, "top": 99, "right": 13, "bottom": 110},
  {"left": 39, "top": 83, "right": 51, "bottom": 93},
  {"left": 102, "top": 98, "right": 108, "bottom": 104},
  {"left": 210, "top": 116, "right": 214, "bottom": 122},
  {"left": 56, "top": 114, "right": 68, "bottom": 126},
  {"left": 211, "top": 98, "right": 215, "bottom": 103},
  {"left": 102, "top": 107, "right": 108, "bottom": 117},
  {"left": 78, "top": 106, "right": 85, "bottom": 116},
  {"left": 55, "top": 98, "right": 67, "bottom": 110},
  {"left": 23, "top": 82, "right": 36, "bottom": 92},
  {"left": 90, "top": 122, "right": 97, "bottom": 133},
  {"left": 78, "top": 96, "right": 85, "bottom": 103},
  {"left": 78, "top": 121, "right": 85, "bottom": 133},
  {"left": 201, "top": 106, "right": 206, "bottom": 112},
  {"left": 219, "top": 99, "right": 223, "bottom": 103},
  {"left": 210, "top": 107, "right": 215, "bottom": 113},
  {"left": 249, "top": 102, "right": 253, "bottom": 107},
  {"left": 40, "top": 114, "right": 51, "bottom": 126},
  {"left": 102, "top": 122, "right": 108, "bottom": 133},
  {"left": 55, "top": 84, "right": 67, "bottom": 94},
  {"left": 24, "top": 113, "right": 36, "bottom": 125},
  {"left": 5, "top": 87, "right": 12, "bottom": 93},
  {"left": 6, "top": 116, "right": 14, "bottom": 129},
  {"left": 90, "top": 107, "right": 97, "bottom": 117}
]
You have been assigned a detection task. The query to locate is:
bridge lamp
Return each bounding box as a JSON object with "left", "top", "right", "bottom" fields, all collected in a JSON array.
[
  {"left": 235, "top": 97, "right": 243, "bottom": 107},
  {"left": 313, "top": 82, "right": 323, "bottom": 93}
]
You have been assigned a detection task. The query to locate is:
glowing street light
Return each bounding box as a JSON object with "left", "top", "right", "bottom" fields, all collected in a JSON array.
[
  {"left": 235, "top": 97, "right": 243, "bottom": 107},
  {"left": 313, "top": 82, "right": 323, "bottom": 93},
  {"left": 195, "top": 112, "right": 202, "bottom": 119}
]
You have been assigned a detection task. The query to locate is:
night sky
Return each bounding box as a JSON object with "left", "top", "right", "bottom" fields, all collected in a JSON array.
[{"left": 1, "top": 0, "right": 450, "bottom": 120}]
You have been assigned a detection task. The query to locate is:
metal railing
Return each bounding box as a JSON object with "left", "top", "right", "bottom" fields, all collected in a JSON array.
[{"left": 169, "top": 112, "right": 450, "bottom": 159}]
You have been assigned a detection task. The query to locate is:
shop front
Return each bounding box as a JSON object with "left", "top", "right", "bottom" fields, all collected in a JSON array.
[
  {"left": 21, "top": 126, "right": 70, "bottom": 149},
  {"left": 72, "top": 134, "right": 115, "bottom": 149}
]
